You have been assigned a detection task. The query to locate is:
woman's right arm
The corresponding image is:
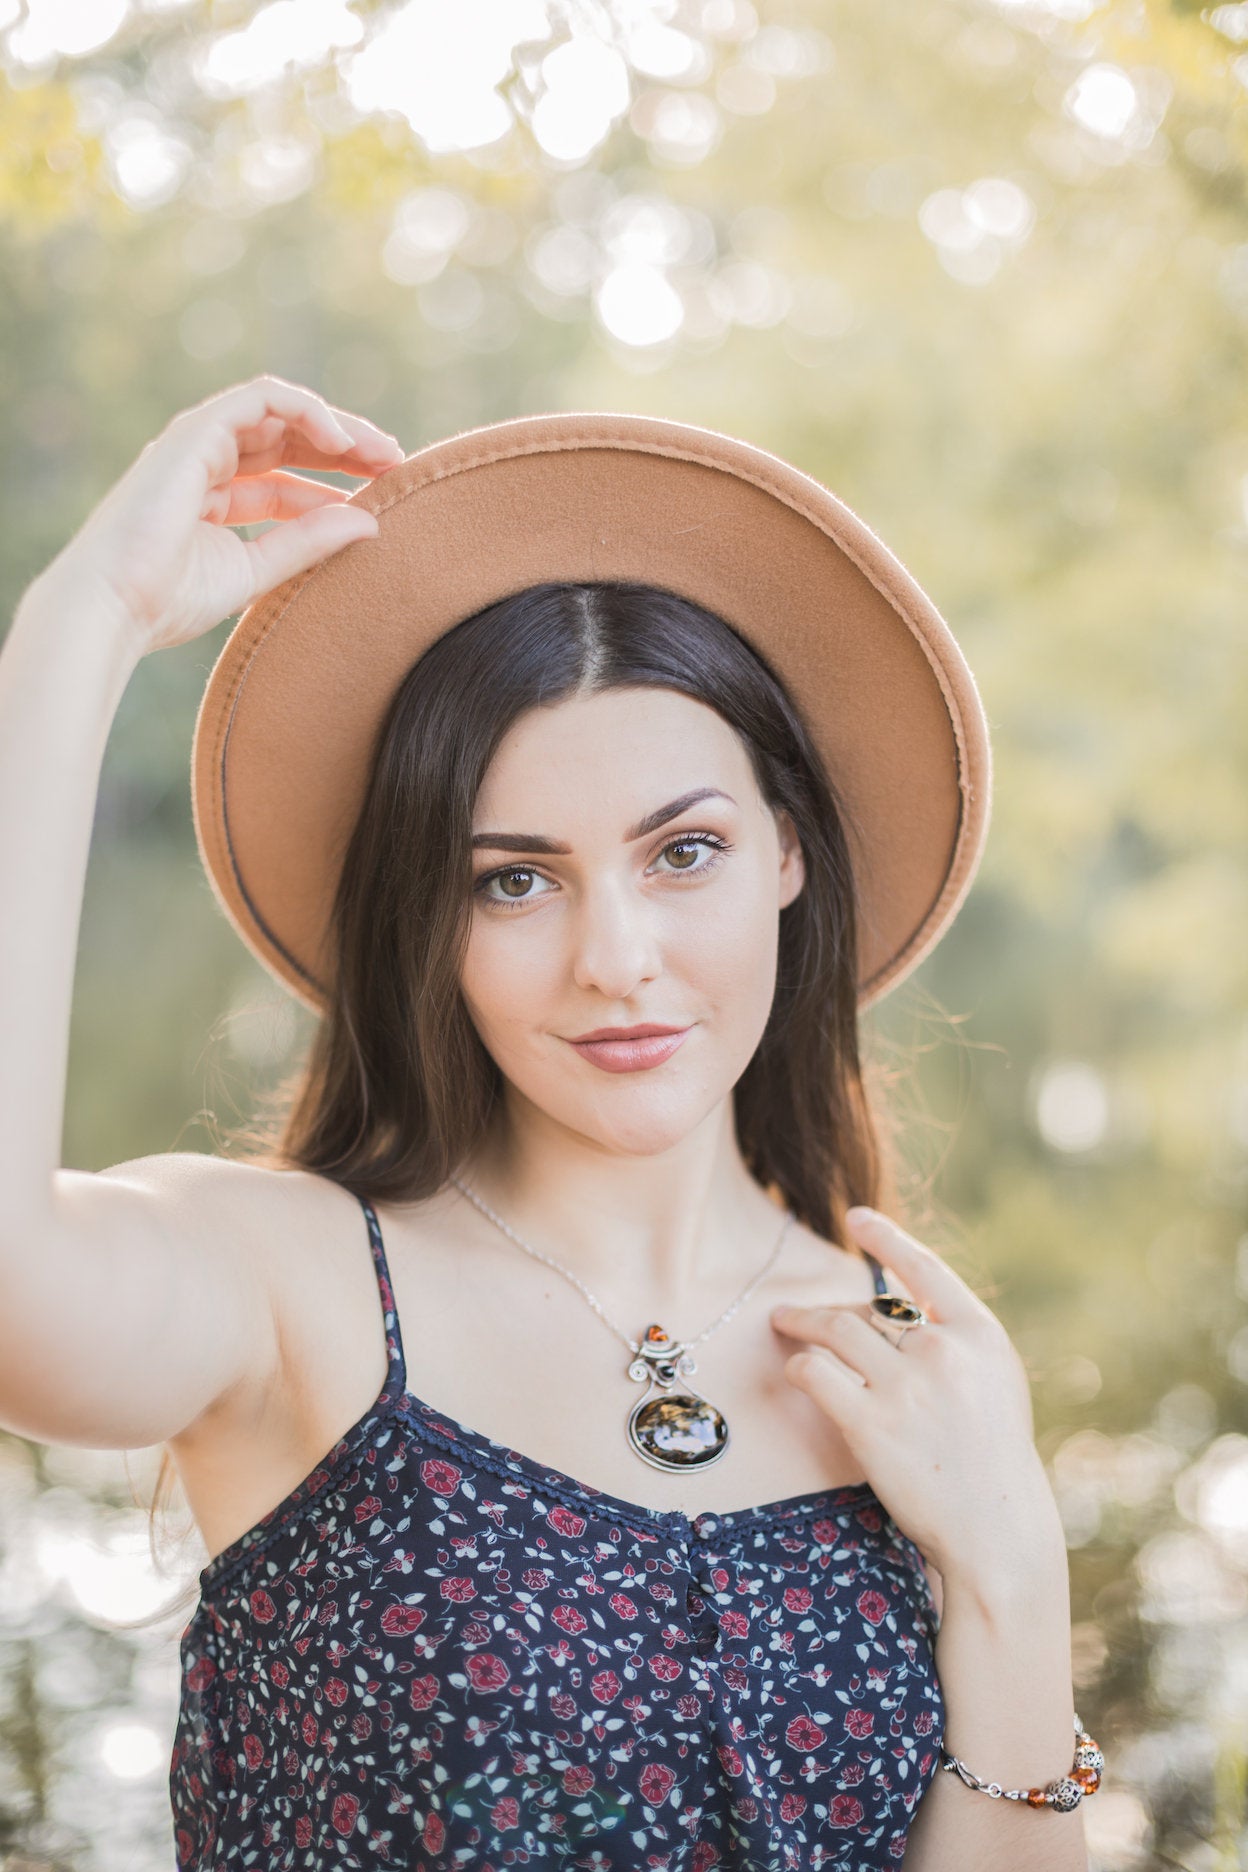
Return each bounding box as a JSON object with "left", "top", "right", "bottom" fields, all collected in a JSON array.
[{"left": 0, "top": 375, "right": 404, "bottom": 1451}]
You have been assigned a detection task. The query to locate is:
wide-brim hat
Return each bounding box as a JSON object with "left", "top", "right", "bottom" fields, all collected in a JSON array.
[{"left": 191, "top": 409, "right": 992, "bottom": 1016}]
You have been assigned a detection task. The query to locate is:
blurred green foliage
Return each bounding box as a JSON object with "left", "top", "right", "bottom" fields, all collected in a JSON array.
[{"left": 0, "top": 0, "right": 1246, "bottom": 1867}]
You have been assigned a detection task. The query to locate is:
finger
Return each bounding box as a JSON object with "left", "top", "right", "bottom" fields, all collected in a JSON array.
[
  {"left": 786, "top": 1342, "right": 871, "bottom": 1405},
  {"left": 773, "top": 1304, "right": 898, "bottom": 1386},
  {"left": 235, "top": 412, "right": 405, "bottom": 476},
  {"left": 180, "top": 376, "right": 404, "bottom": 478},
  {"left": 843, "top": 1209, "right": 969, "bottom": 1325},
  {"left": 239, "top": 501, "right": 379, "bottom": 596},
  {"left": 207, "top": 470, "right": 375, "bottom": 528}
]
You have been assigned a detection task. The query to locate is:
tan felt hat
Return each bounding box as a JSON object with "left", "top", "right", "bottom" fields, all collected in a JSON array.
[{"left": 191, "top": 409, "right": 992, "bottom": 1016}]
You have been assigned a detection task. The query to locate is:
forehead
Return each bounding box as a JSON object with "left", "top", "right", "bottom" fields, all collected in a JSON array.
[{"left": 472, "top": 689, "right": 754, "bottom": 822}]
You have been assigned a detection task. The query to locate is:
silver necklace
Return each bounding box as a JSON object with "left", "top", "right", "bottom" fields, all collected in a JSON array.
[{"left": 449, "top": 1174, "right": 795, "bottom": 1476}]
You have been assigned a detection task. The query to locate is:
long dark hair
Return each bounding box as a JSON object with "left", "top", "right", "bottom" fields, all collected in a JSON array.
[{"left": 136, "top": 579, "right": 916, "bottom": 1623}]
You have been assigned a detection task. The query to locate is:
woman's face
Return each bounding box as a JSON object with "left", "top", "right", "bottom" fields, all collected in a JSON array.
[{"left": 458, "top": 685, "right": 806, "bottom": 1157}]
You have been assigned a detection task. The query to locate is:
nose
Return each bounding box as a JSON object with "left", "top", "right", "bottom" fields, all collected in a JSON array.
[{"left": 568, "top": 873, "right": 663, "bottom": 998}]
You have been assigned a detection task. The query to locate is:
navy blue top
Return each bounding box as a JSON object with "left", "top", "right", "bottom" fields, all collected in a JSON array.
[{"left": 170, "top": 1192, "right": 944, "bottom": 1869}]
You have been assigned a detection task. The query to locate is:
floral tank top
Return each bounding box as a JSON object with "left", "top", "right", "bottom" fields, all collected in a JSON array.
[{"left": 169, "top": 1191, "right": 945, "bottom": 1869}]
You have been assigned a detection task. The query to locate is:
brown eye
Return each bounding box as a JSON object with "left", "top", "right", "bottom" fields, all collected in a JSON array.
[
  {"left": 498, "top": 869, "right": 535, "bottom": 898},
  {"left": 473, "top": 865, "right": 556, "bottom": 909},
  {"left": 664, "top": 841, "right": 700, "bottom": 870}
]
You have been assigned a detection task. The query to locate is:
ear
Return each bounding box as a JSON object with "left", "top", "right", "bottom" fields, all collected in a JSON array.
[{"left": 775, "top": 808, "right": 805, "bottom": 911}]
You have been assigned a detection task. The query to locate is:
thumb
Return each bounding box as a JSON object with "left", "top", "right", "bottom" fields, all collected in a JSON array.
[{"left": 241, "top": 502, "right": 380, "bottom": 595}]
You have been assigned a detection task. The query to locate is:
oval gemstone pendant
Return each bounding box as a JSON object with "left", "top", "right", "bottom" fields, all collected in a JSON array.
[{"left": 626, "top": 1323, "right": 729, "bottom": 1473}]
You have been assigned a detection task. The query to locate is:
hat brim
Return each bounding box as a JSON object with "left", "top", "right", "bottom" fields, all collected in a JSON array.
[{"left": 191, "top": 409, "right": 992, "bottom": 1015}]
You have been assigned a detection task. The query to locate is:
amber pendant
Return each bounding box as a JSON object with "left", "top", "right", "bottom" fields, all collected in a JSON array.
[{"left": 626, "top": 1323, "right": 729, "bottom": 1473}]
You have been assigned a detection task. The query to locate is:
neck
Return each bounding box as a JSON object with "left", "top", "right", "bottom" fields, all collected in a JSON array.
[{"left": 453, "top": 1096, "right": 793, "bottom": 1323}]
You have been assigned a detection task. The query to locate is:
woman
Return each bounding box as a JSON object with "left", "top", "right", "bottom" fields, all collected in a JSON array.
[{"left": 0, "top": 376, "right": 1098, "bottom": 1869}]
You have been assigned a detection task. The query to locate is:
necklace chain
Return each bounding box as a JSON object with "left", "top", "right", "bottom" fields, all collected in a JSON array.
[{"left": 449, "top": 1174, "right": 795, "bottom": 1357}]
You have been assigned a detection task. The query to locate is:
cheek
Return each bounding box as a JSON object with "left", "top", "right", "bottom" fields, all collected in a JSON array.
[
  {"left": 459, "top": 917, "right": 561, "bottom": 1043},
  {"left": 671, "top": 869, "right": 779, "bottom": 1014}
]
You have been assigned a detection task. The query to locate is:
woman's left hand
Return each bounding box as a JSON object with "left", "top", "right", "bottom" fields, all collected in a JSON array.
[{"left": 770, "top": 1208, "right": 1062, "bottom": 1583}]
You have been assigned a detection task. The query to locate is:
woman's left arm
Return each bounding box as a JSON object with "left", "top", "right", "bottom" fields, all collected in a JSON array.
[{"left": 901, "top": 1503, "right": 1087, "bottom": 1872}]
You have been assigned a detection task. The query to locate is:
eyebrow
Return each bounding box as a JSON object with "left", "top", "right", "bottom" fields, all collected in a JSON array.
[{"left": 470, "top": 787, "right": 737, "bottom": 854}]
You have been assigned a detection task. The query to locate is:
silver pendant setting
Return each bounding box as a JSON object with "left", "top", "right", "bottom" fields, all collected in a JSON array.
[{"left": 626, "top": 1323, "right": 729, "bottom": 1472}]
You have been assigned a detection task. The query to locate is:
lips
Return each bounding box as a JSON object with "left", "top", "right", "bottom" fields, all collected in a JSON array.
[{"left": 566, "top": 1028, "right": 692, "bottom": 1073}]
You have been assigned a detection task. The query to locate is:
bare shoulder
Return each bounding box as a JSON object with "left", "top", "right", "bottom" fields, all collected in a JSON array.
[
  {"left": 89, "top": 1151, "right": 374, "bottom": 1401},
  {"left": 93, "top": 1148, "right": 359, "bottom": 1254}
]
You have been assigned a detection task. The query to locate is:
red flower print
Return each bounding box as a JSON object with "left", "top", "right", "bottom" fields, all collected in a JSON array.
[
  {"left": 829, "top": 1793, "right": 865, "bottom": 1828},
  {"left": 490, "top": 1796, "right": 521, "bottom": 1830},
  {"left": 423, "top": 1810, "right": 445, "bottom": 1852},
  {"left": 716, "top": 1744, "right": 744, "bottom": 1777},
  {"left": 242, "top": 1734, "right": 264, "bottom": 1770},
  {"left": 270, "top": 1660, "right": 288, "bottom": 1688},
  {"left": 381, "top": 1603, "right": 427, "bottom": 1634},
  {"left": 562, "top": 1764, "right": 595, "bottom": 1796},
  {"left": 676, "top": 1694, "right": 702, "bottom": 1717},
  {"left": 301, "top": 1714, "right": 318, "bottom": 1747},
  {"left": 719, "top": 1610, "right": 749, "bottom": 1638},
  {"left": 648, "top": 1654, "right": 682, "bottom": 1682},
  {"left": 785, "top": 1716, "right": 827, "bottom": 1753},
  {"left": 353, "top": 1495, "right": 382, "bottom": 1524},
  {"left": 590, "top": 1669, "right": 622, "bottom": 1703},
  {"left": 295, "top": 1816, "right": 313, "bottom": 1847},
  {"left": 692, "top": 1845, "right": 722, "bottom": 1872},
  {"left": 609, "top": 1592, "right": 639, "bottom": 1618},
  {"left": 856, "top": 1588, "right": 889, "bottom": 1626},
  {"left": 842, "top": 1762, "right": 866, "bottom": 1785},
  {"left": 547, "top": 1504, "right": 587, "bottom": 1537},
  {"left": 915, "top": 1710, "right": 935, "bottom": 1734},
  {"left": 780, "top": 1792, "right": 807, "bottom": 1821},
  {"left": 845, "top": 1708, "right": 875, "bottom": 1738},
  {"left": 639, "top": 1762, "right": 676, "bottom": 1805},
  {"left": 465, "top": 1652, "right": 510, "bottom": 1692},
  {"left": 324, "top": 1677, "right": 348, "bottom": 1707},
  {"left": 522, "top": 1568, "right": 550, "bottom": 1589},
  {"left": 854, "top": 1503, "right": 884, "bottom": 1532},
  {"left": 249, "top": 1588, "right": 276, "bottom": 1623},
  {"left": 419, "top": 1458, "right": 462, "bottom": 1498},
  {"left": 783, "top": 1586, "right": 813, "bottom": 1613},
  {"left": 186, "top": 1658, "right": 215, "bottom": 1692},
  {"left": 549, "top": 1692, "right": 577, "bottom": 1719},
  {"left": 723, "top": 1666, "right": 749, "bottom": 1691},
  {"left": 351, "top": 1712, "right": 372, "bottom": 1740},
  {"left": 409, "top": 1674, "right": 440, "bottom": 1710},
  {"left": 552, "top": 1604, "right": 588, "bottom": 1634},
  {"left": 735, "top": 1794, "right": 758, "bottom": 1822},
  {"left": 439, "top": 1577, "right": 477, "bottom": 1602},
  {"left": 811, "top": 1517, "right": 840, "bottom": 1543}
]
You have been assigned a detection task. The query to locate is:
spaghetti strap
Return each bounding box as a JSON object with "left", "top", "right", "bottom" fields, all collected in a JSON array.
[
  {"left": 864, "top": 1250, "right": 889, "bottom": 1296},
  {"left": 355, "top": 1193, "right": 408, "bottom": 1401}
]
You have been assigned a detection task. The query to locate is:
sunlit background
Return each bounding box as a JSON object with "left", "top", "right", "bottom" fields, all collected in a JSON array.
[{"left": 0, "top": 0, "right": 1246, "bottom": 1867}]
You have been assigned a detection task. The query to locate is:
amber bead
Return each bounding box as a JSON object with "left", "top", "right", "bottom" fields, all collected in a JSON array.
[{"left": 1026, "top": 1788, "right": 1049, "bottom": 1808}]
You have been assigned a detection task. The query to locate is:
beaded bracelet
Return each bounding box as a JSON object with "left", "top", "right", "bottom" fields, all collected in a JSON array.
[{"left": 939, "top": 1711, "right": 1104, "bottom": 1811}]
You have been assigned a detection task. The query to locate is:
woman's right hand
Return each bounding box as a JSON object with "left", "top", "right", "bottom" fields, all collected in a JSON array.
[{"left": 36, "top": 374, "right": 405, "bottom": 658}]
